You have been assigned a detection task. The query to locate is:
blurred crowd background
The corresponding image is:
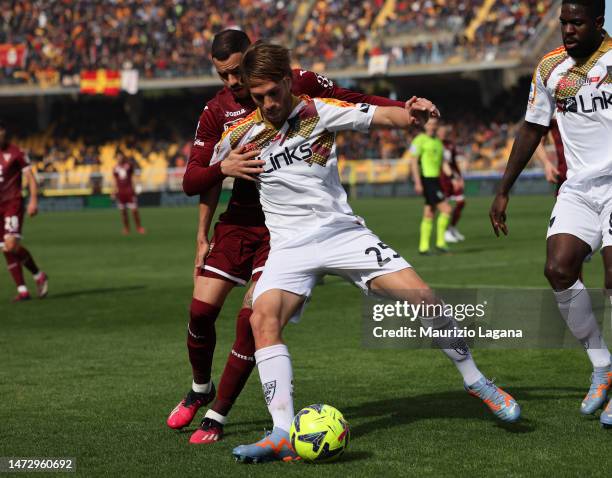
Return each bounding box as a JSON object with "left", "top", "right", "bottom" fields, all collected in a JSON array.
[{"left": 0, "top": 0, "right": 554, "bottom": 190}]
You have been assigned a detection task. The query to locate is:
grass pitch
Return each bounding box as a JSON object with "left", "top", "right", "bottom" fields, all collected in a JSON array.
[{"left": 1, "top": 195, "right": 611, "bottom": 477}]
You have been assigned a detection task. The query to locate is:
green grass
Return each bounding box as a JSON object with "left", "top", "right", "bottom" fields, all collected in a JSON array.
[{"left": 1, "top": 195, "right": 611, "bottom": 477}]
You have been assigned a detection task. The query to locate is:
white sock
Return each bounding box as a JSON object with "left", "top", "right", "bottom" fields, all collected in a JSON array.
[
  {"left": 255, "top": 344, "right": 294, "bottom": 433},
  {"left": 554, "top": 280, "right": 611, "bottom": 368},
  {"left": 204, "top": 409, "right": 227, "bottom": 425},
  {"left": 17, "top": 285, "right": 28, "bottom": 294},
  {"left": 33, "top": 272, "right": 43, "bottom": 281},
  {"left": 420, "top": 314, "right": 484, "bottom": 386},
  {"left": 192, "top": 380, "right": 212, "bottom": 394}
]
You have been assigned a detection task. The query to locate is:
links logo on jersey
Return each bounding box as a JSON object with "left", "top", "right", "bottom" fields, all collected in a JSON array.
[
  {"left": 263, "top": 144, "right": 313, "bottom": 173},
  {"left": 263, "top": 380, "right": 277, "bottom": 405},
  {"left": 557, "top": 91, "right": 612, "bottom": 113}
]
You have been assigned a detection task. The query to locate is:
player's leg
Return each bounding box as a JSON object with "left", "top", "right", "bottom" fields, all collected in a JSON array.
[
  {"left": 167, "top": 274, "right": 234, "bottom": 429},
  {"left": 13, "top": 242, "right": 48, "bottom": 298},
  {"left": 191, "top": 229, "right": 270, "bottom": 443},
  {"left": 190, "top": 282, "right": 257, "bottom": 444},
  {"left": 600, "top": 246, "right": 612, "bottom": 427},
  {"left": 449, "top": 189, "right": 466, "bottom": 241},
  {"left": 128, "top": 199, "right": 145, "bottom": 234},
  {"left": 3, "top": 234, "right": 29, "bottom": 301},
  {"left": 545, "top": 192, "right": 612, "bottom": 415},
  {"left": 434, "top": 199, "right": 452, "bottom": 251},
  {"left": 419, "top": 204, "right": 434, "bottom": 255},
  {"left": 232, "top": 288, "right": 304, "bottom": 463},
  {"left": 169, "top": 222, "right": 257, "bottom": 429},
  {"left": 369, "top": 268, "right": 521, "bottom": 422},
  {"left": 118, "top": 202, "right": 130, "bottom": 234}
]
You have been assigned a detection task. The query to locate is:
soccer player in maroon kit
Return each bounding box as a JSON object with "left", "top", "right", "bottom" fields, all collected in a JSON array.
[
  {"left": 438, "top": 124, "right": 466, "bottom": 243},
  {"left": 112, "top": 152, "right": 145, "bottom": 235},
  {"left": 0, "top": 121, "right": 48, "bottom": 302},
  {"left": 167, "top": 29, "right": 439, "bottom": 444}
]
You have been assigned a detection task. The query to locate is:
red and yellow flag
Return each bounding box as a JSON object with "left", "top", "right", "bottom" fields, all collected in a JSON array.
[{"left": 80, "top": 69, "right": 121, "bottom": 96}]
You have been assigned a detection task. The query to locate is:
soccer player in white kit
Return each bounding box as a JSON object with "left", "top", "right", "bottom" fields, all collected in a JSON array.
[
  {"left": 210, "top": 41, "right": 521, "bottom": 463},
  {"left": 490, "top": 0, "right": 612, "bottom": 428}
]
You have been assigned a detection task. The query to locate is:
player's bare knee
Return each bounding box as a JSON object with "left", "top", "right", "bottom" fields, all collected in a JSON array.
[
  {"left": 3, "top": 236, "right": 19, "bottom": 253},
  {"left": 249, "top": 309, "right": 281, "bottom": 343},
  {"left": 423, "top": 206, "right": 434, "bottom": 219},
  {"left": 544, "top": 259, "right": 579, "bottom": 290}
]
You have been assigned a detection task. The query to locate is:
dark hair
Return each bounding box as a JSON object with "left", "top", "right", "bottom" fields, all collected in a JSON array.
[
  {"left": 241, "top": 41, "right": 292, "bottom": 86},
  {"left": 211, "top": 29, "right": 251, "bottom": 61},
  {"left": 562, "top": 0, "right": 605, "bottom": 18}
]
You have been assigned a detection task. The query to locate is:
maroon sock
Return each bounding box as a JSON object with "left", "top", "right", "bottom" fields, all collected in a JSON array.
[
  {"left": 451, "top": 200, "right": 465, "bottom": 227},
  {"left": 187, "top": 299, "right": 221, "bottom": 385},
  {"left": 15, "top": 246, "right": 39, "bottom": 275},
  {"left": 132, "top": 209, "right": 142, "bottom": 229},
  {"left": 120, "top": 210, "right": 129, "bottom": 230},
  {"left": 212, "top": 307, "right": 256, "bottom": 417},
  {"left": 3, "top": 251, "right": 25, "bottom": 287}
]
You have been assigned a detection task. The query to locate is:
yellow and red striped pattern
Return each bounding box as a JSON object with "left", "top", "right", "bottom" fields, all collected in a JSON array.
[{"left": 80, "top": 69, "right": 121, "bottom": 96}]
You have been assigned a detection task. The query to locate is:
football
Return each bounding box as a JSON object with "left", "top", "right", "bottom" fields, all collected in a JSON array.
[{"left": 290, "top": 404, "right": 350, "bottom": 462}]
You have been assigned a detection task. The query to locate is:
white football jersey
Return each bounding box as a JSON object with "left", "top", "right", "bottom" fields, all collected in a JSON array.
[
  {"left": 525, "top": 35, "right": 612, "bottom": 190},
  {"left": 210, "top": 96, "right": 376, "bottom": 247}
]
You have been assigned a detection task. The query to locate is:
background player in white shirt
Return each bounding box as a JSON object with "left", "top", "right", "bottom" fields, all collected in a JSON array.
[
  {"left": 211, "top": 41, "right": 521, "bottom": 463},
  {"left": 490, "top": 0, "right": 612, "bottom": 427}
]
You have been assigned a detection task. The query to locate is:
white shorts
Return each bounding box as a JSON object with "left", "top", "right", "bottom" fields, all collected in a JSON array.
[
  {"left": 547, "top": 190, "right": 612, "bottom": 251},
  {"left": 253, "top": 222, "right": 411, "bottom": 306}
]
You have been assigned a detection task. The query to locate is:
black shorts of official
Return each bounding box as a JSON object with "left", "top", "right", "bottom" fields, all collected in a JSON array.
[{"left": 421, "top": 177, "right": 445, "bottom": 206}]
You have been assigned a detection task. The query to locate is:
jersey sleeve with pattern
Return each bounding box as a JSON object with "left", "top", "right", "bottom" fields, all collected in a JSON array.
[
  {"left": 525, "top": 66, "right": 555, "bottom": 127},
  {"left": 313, "top": 98, "right": 377, "bottom": 132}
]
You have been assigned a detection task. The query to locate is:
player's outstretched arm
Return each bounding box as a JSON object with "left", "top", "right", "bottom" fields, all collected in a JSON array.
[
  {"left": 370, "top": 105, "right": 417, "bottom": 129},
  {"left": 489, "top": 120, "right": 547, "bottom": 236},
  {"left": 24, "top": 168, "right": 38, "bottom": 217}
]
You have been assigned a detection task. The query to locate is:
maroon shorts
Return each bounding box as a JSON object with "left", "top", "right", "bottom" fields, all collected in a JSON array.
[
  {"left": 117, "top": 191, "right": 137, "bottom": 209},
  {"left": 198, "top": 222, "right": 270, "bottom": 285},
  {"left": 0, "top": 198, "right": 24, "bottom": 241},
  {"left": 440, "top": 174, "right": 464, "bottom": 200}
]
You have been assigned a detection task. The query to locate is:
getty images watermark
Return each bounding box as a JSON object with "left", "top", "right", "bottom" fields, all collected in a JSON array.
[{"left": 362, "top": 289, "right": 612, "bottom": 349}]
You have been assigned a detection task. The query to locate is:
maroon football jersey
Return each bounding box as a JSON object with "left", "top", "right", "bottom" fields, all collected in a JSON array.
[
  {"left": 442, "top": 139, "right": 461, "bottom": 177},
  {"left": 113, "top": 162, "right": 135, "bottom": 195},
  {"left": 183, "top": 69, "right": 405, "bottom": 226},
  {"left": 549, "top": 118, "right": 567, "bottom": 183},
  {"left": 0, "top": 143, "right": 30, "bottom": 204}
]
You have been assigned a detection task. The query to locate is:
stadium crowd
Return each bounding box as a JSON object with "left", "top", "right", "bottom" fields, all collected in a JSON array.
[
  {"left": 1, "top": 0, "right": 554, "bottom": 85},
  {"left": 1, "top": 0, "right": 294, "bottom": 84},
  {"left": 12, "top": 83, "right": 525, "bottom": 192}
]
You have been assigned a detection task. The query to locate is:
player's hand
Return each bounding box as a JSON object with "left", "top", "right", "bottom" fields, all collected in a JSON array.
[
  {"left": 452, "top": 177, "right": 464, "bottom": 191},
  {"left": 489, "top": 193, "right": 509, "bottom": 237},
  {"left": 221, "top": 144, "right": 265, "bottom": 181},
  {"left": 405, "top": 96, "right": 440, "bottom": 126},
  {"left": 194, "top": 238, "right": 210, "bottom": 282},
  {"left": 27, "top": 201, "right": 38, "bottom": 217},
  {"left": 414, "top": 180, "right": 423, "bottom": 195},
  {"left": 543, "top": 161, "right": 559, "bottom": 184}
]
